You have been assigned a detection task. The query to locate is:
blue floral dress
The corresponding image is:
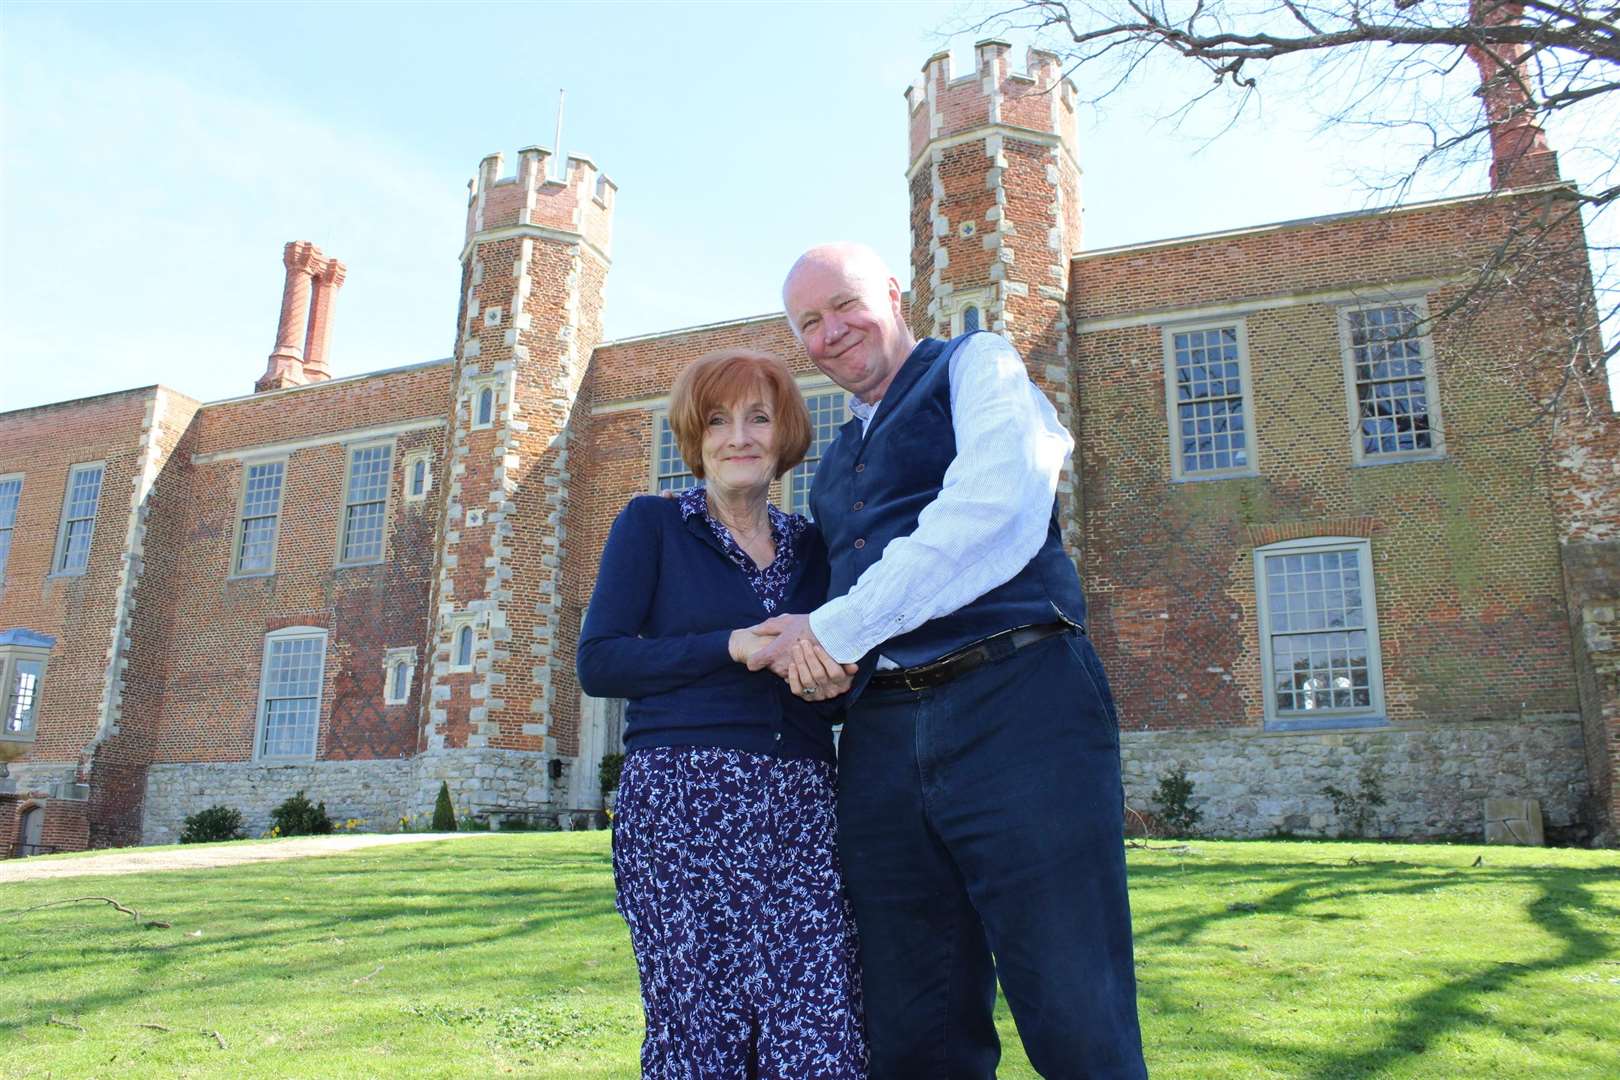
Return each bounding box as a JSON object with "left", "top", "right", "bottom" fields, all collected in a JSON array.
[{"left": 610, "top": 487, "right": 868, "bottom": 1079}]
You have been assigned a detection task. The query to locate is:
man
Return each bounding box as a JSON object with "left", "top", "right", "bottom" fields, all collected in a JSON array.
[{"left": 750, "top": 242, "right": 1148, "bottom": 1078}]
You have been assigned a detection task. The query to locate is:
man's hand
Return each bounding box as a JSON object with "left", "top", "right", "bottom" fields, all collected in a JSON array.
[
  {"left": 787, "top": 639, "right": 860, "bottom": 701},
  {"left": 745, "top": 613, "right": 819, "bottom": 677}
]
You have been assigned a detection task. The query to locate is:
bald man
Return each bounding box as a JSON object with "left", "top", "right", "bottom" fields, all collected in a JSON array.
[{"left": 750, "top": 243, "right": 1148, "bottom": 1079}]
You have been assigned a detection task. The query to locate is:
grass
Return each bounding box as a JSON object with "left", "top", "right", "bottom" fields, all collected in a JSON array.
[{"left": 0, "top": 834, "right": 1616, "bottom": 1078}]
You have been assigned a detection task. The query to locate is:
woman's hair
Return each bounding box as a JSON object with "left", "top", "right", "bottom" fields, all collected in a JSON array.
[{"left": 667, "top": 349, "right": 812, "bottom": 480}]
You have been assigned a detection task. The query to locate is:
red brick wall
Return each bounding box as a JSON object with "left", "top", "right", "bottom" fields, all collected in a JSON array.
[
  {"left": 147, "top": 365, "right": 450, "bottom": 766},
  {"left": 0, "top": 388, "right": 160, "bottom": 767},
  {"left": 1071, "top": 191, "right": 1599, "bottom": 737}
]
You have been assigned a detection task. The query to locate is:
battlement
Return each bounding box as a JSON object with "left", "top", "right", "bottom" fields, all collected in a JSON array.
[
  {"left": 465, "top": 146, "right": 617, "bottom": 258},
  {"left": 906, "top": 40, "right": 1077, "bottom": 164}
]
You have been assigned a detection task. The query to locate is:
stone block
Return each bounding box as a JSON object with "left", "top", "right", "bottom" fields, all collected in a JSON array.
[{"left": 1484, "top": 797, "right": 1545, "bottom": 845}]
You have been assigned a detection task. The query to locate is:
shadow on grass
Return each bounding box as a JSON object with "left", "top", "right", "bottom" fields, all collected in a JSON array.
[
  {"left": 1, "top": 843, "right": 630, "bottom": 1038},
  {"left": 1126, "top": 854, "right": 1620, "bottom": 1078}
]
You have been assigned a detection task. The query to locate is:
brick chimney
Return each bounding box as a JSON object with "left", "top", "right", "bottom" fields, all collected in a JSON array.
[
  {"left": 256, "top": 241, "right": 348, "bottom": 393},
  {"left": 1467, "top": 0, "right": 1559, "bottom": 190}
]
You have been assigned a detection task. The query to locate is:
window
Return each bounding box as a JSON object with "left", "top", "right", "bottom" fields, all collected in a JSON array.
[
  {"left": 653, "top": 413, "right": 697, "bottom": 493},
  {"left": 383, "top": 647, "right": 416, "bottom": 705},
  {"left": 0, "top": 629, "right": 54, "bottom": 743},
  {"left": 256, "top": 627, "right": 327, "bottom": 759},
  {"left": 1254, "top": 538, "right": 1385, "bottom": 731},
  {"left": 1341, "top": 301, "right": 1442, "bottom": 462},
  {"left": 1164, "top": 322, "right": 1255, "bottom": 481},
  {"left": 234, "top": 460, "right": 285, "bottom": 575},
  {"left": 786, "top": 390, "right": 850, "bottom": 516},
  {"left": 52, "top": 462, "right": 104, "bottom": 575},
  {"left": 945, "top": 289, "right": 990, "bottom": 337},
  {"left": 0, "top": 475, "right": 20, "bottom": 586},
  {"left": 476, "top": 386, "right": 495, "bottom": 427},
  {"left": 404, "top": 450, "right": 433, "bottom": 501},
  {"left": 448, "top": 617, "right": 478, "bottom": 672},
  {"left": 339, "top": 443, "right": 392, "bottom": 565}
]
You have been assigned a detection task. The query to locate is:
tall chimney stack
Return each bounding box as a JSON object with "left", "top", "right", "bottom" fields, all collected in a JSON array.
[
  {"left": 1467, "top": 0, "right": 1560, "bottom": 190},
  {"left": 256, "top": 241, "right": 346, "bottom": 393}
]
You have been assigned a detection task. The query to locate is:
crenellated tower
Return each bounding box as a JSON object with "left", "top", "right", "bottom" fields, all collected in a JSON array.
[
  {"left": 417, "top": 146, "right": 617, "bottom": 816},
  {"left": 906, "top": 40, "right": 1083, "bottom": 550}
]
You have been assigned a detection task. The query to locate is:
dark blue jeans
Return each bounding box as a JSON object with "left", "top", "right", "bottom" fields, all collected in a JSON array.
[{"left": 836, "top": 631, "right": 1148, "bottom": 1079}]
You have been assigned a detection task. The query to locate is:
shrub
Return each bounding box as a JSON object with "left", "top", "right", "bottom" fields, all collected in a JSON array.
[
  {"left": 1323, "top": 761, "right": 1387, "bottom": 838},
  {"left": 269, "top": 791, "right": 334, "bottom": 837},
  {"left": 179, "top": 805, "right": 246, "bottom": 844},
  {"left": 598, "top": 752, "right": 624, "bottom": 796},
  {"left": 1153, "top": 765, "right": 1202, "bottom": 837},
  {"left": 432, "top": 781, "right": 458, "bottom": 831}
]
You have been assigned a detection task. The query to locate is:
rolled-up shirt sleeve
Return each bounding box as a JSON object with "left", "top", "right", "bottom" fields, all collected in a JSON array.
[{"left": 808, "top": 333, "right": 1073, "bottom": 664}]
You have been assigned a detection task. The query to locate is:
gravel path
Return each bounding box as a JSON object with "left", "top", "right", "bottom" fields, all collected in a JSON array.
[{"left": 0, "top": 832, "right": 504, "bottom": 883}]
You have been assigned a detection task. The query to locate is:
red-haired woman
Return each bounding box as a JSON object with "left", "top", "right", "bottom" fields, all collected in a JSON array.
[{"left": 577, "top": 348, "right": 868, "bottom": 1078}]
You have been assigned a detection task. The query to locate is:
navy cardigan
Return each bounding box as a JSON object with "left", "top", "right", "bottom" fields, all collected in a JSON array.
[{"left": 576, "top": 495, "right": 840, "bottom": 764}]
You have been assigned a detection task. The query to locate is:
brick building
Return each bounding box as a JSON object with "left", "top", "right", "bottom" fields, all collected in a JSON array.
[{"left": 3, "top": 38, "right": 1616, "bottom": 853}]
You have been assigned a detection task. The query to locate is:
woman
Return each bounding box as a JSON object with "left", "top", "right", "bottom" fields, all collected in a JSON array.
[{"left": 576, "top": 348, "right": 868, "bottom": 1079}]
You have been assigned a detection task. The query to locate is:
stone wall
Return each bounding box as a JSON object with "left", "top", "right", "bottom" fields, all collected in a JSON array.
[
  {"left": 409, "top": 748, "right": 564, "bottom": 822},
  {"left": 142, "top": 760, "right": 415, "bottom": 844},
  {"left": 1122, "top": 716, "right": 1590, "bottom": 839}
]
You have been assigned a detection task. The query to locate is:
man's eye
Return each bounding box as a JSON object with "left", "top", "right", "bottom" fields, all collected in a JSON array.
[{"left": 837, "top": 299, "right": 858, "bottom": 309}]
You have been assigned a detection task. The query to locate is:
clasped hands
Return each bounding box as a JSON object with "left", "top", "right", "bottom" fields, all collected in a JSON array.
[{"left": 728, "top": 614, "right": 858, "bottom": 701}]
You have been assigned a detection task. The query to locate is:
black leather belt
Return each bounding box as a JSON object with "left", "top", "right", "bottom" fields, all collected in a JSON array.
[{"left": 867, "top": 622, "right": 1073, "bottom": 693}]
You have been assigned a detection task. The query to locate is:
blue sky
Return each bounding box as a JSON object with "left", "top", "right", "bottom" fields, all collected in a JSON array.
[{"left": 2, "top": 1, "right": 1613, "bottom": 412}]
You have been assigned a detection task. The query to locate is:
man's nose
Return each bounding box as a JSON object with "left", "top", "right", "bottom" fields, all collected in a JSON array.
[{"left": 822, "top": 311, "right": 846, "bottom": 342}]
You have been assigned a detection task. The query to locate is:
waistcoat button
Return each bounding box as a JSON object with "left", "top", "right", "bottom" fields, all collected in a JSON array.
[
  {"left": 854, "top": 538, "right": 866, "bottom": 549},
  {"left": 855, "top": 463, "right": 865, "bottom": 473},
  {"left": 853, "top": 501, "right": 864, "bottom": 511}
]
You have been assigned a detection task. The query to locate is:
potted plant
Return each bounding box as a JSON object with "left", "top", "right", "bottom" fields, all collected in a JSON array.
[{"left": 599, "top": 752, "right": 624, "bottom": 813}]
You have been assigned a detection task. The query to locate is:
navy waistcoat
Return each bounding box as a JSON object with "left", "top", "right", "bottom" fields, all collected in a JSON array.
[{"left": 809, "top": 334, "right": 1088, "bottom": 668}]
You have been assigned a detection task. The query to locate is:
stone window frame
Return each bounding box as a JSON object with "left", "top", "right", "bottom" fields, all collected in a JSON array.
[
  {"left": 1161, "top": 318, "right": 1260, "bottom": 483},
  {"left": 1337, "top": 296, "right": 1447, "bottom": 466},
  {"left": 650, "top": 410, "right": 697, "bottom": 494},
  {"left": 0, "top": 640, "right": 51, "bottom": 744},
  {"left": 0, "top": 472, "right": 22, "bottom": 590},
  {"left": 402, "top": 449, "right": 434, "bottom": 502},
  {"left": 447, "top": 613, "right": 480, "bottom": 674},
  {"left": 469, "top": 375, "right": 501, "bottom": 431},
  {"left": 50, "top": 460, "right": 105, "bottom": 577},
  {"left": 784, "top": 384, "right": 849, "bottom": 517},
  {"left": 335, "top": 439, "right": 395, "bottom": 568},
  {"left": 383, "top": 646, "right": 417, "bottom": 706},
  {"left": 253, "top": 626, "right": 328, "bottom": 762},
  {"left": 943, "top": 287, "right": 991, "bottom": 338},
  {"left": 1252, "top": 536, "right": 1387, "bottom": 733},
  {"left": 229, "top": 456, "right": 288, "bottom": 579}
]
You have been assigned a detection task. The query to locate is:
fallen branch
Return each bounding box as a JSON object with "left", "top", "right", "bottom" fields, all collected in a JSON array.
[
  {"left": 205, "top": 1029, "right": 227, "bottom": 1050},
  {"left": 48, "top": 1014, "right": 85, "bottom": 1032},
  {"left": 352, "top": 964, "right": 384, "bottom": 984},
  {"left": 137, "top": 1022, "right": 173, "bottom": 1032},
  {"left": 4, "top": 896, "right": 170, "bottom": 929}
]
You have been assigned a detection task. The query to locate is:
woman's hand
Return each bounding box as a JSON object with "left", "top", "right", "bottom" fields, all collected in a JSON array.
[
  {"left": 729, "top": 628, "right": 770, "bottom": 665},
  {"left": 787, "top": 639, "right": 859, "bottom": 701}
]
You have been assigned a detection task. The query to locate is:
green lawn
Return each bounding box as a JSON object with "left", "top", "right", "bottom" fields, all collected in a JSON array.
[{"left": 1, "top": 835, "right": 1616, "bottom": 1078}]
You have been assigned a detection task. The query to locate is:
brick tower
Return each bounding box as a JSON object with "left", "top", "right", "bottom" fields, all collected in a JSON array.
[
  {"left": 905, "top": 41, "right": 1083, "bottom": 550},
  {"left": 415, "top": 146, "right": 617, "bottom": 818}
]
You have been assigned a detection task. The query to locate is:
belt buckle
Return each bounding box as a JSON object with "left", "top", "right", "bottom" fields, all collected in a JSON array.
[{"left": 902, "top": 667, "right": 930, "bottom": 692}]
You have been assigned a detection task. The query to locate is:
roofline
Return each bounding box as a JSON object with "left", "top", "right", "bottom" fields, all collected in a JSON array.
[
  {"left": 197, "top": 357, "right": 453, "bottom": 409},
  {"left": 597, "top": 310, "right": 787, "bottom": 349},
  {"left": 0, "top": 383, "right": 169, "bottom": 422},
  {"left": 1072, "top": 182, "right": 1573, "bottom": 262},
  {"left": 596, "top": 290, "right": 916, "bottom": 350}
]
